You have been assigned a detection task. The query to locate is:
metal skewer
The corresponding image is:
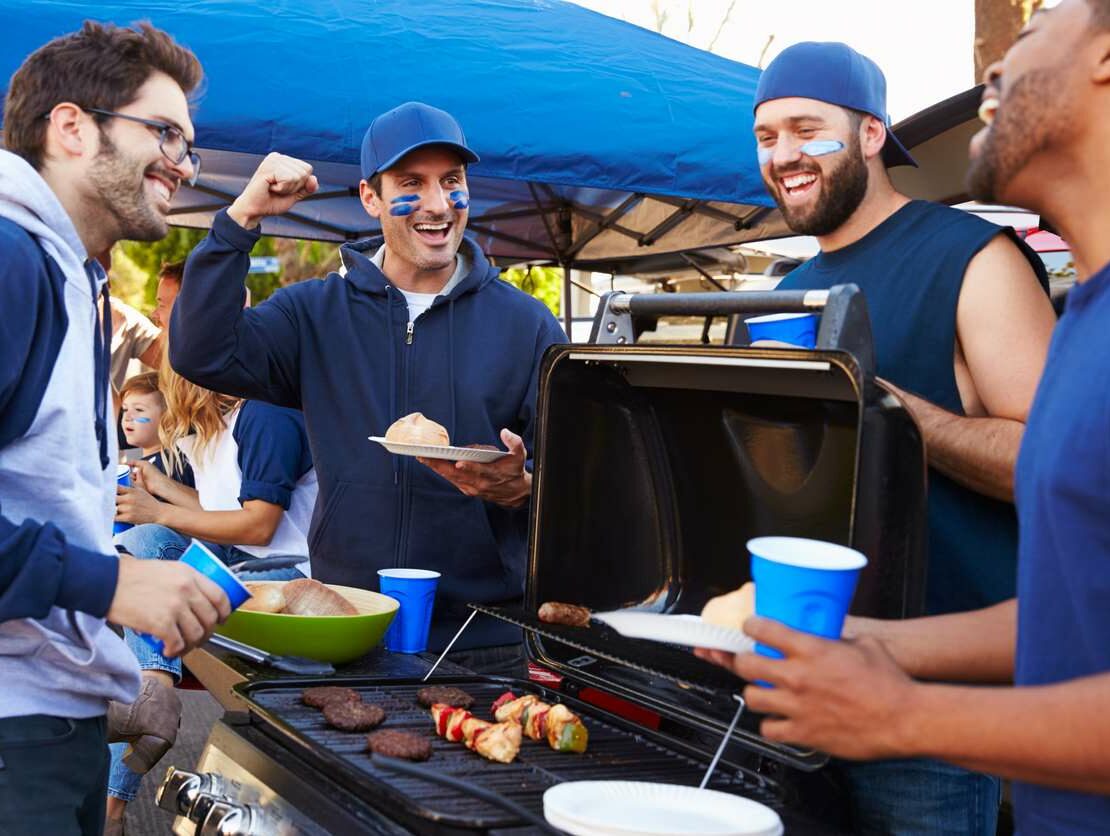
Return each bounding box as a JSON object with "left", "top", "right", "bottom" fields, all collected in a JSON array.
[
  {"left": 699, "top": 694, "right": 745, "bottom": 789},
  {"left": 422, "top": 608, "right": 478, "bottom": 682}
]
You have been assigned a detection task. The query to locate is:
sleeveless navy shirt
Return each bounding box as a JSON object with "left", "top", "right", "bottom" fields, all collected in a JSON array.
[{"left": 777, "top": 200, "right": 1048, "bottom": 614}]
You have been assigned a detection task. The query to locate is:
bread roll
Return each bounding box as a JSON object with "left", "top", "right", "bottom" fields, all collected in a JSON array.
[
  {"left": 240, "top": 582, "right": 286, "bottom": 613},
  {"left": 700, "top": 582, "right": 755, "bottom": 631},
  {"left": 282, "top": 578, "right": 359, "bottom": 616},
  {"left": 385, "top": 412, "right": 450, "bottom": 447}
]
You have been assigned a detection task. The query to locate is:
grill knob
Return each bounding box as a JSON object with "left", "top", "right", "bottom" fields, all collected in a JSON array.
[
  {"left": 156, "top": 767, "right": 226, "bottom": 817},
  {"left": 197, "top": 799, "right": 257, "bottom": 836},
  {"left": 187, "top": 792, "right": 222, "bottom": 826}
]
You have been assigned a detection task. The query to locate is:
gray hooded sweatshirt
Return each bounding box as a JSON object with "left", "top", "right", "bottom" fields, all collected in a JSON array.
[{"left": 0, "top": 149, "right": 140, "bottom": 718}]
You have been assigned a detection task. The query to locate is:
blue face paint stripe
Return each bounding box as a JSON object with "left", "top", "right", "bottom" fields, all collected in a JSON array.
[
  {"left": 390, "top": 194, "right": 421, "bottom": 217},
  {"left": 757, "top": 139, "right": 845, "bottom": 167},
  {"left": 449, "top": 190, "right": 469, "bottom": 210},
  {"left": 132, "top": 417, "right": 152, "bottom": 424}
]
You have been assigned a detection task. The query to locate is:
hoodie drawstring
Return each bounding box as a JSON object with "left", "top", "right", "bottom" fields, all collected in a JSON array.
[
  {"left": 89, "top": 268, "right": 111, "bottom": 470},
  {"left": 386, "top": 286, "right": 400, "bottom": 486}
]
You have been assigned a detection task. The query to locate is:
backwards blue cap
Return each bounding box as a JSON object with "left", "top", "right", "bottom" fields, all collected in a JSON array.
[
  {"left": 754, "top": 42, "right": 917, "bottom": 169},
  {"left": 361, "top": 101, "right": 480, "bottom": 180}
]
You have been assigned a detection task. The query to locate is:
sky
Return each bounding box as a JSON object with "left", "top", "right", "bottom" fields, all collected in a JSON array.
[{"left": 567, "top": 0, "right": 976, "bottom": 121}]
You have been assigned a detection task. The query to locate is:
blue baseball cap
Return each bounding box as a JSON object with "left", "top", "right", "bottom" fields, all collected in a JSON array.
[
  {"left": 360, "top": 101, "right": 480, "bottom": 180},
  {"left": 754, "top": 42, "right": 917, "bottom": 168}
]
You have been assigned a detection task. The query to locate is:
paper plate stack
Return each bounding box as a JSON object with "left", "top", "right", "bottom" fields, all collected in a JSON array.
[{"left": 543, "top": 781, "right": 784, "bottom": 836}]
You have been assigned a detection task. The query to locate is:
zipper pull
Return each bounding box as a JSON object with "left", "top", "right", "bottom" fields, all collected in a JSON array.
[{"left": 406, "top": 321, "right": 414, "bottom": 345}]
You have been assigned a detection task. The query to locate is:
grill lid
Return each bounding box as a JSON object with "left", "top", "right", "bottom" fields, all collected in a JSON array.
[{"left": 486, "top": 285, "right": 926, "bottom": 771}]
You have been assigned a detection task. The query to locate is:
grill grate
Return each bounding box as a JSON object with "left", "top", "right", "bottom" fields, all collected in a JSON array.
[{"left": 242, "top": 677, "right": 779, "bottom": 833}]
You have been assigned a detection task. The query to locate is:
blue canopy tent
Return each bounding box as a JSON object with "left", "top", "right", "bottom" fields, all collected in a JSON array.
[{"left": 1, "top": 0, "right": 787, "bottom": 331}]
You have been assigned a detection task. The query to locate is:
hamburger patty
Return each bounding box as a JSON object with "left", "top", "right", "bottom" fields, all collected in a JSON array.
[
  {"left": 324, "top": 700, "right": 387, "bottom": 732},
  {"left": 415, "top": 686, "right": 475, "bottom": 710},
  {"left": 366, "top": 730, "right": 433, "bottom": 762},
  {"left": 301, "top": 686, "right": 361, "bottom": 710}
]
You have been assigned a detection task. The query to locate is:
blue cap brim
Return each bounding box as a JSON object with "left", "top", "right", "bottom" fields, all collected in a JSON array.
[
  {"left": 366, "top": 140, "right": 480, "bottom": 179},
  {"left": 882, "top": 130, "right": 917, "bottom": 168}
]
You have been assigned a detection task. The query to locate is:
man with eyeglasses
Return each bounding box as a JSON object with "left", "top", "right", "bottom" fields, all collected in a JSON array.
[{"left": 0, "top": 21, "right": 228, "bottom": 835}]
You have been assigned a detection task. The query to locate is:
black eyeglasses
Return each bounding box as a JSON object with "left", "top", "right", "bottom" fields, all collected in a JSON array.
[{"left": 48, "top": 107, "right": 201, "bottom": 186}]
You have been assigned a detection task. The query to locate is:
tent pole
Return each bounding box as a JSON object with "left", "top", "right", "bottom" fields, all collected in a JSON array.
[{"left": 562, "top": 263, "right": 573, "bottom": 341}]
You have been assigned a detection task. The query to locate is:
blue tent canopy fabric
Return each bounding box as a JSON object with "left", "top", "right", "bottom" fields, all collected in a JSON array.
[{"left": 1, "top": 0, "right": 787, "bottom": 265}]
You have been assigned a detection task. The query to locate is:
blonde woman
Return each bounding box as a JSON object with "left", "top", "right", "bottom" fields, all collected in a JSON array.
[{"left": 107, "top": 356, "right": 316, "bottom": 830}]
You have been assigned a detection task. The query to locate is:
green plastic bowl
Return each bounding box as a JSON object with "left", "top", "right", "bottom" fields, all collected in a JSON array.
[{"left": 215, "top": 583, "right": 399, "bottom": 663}]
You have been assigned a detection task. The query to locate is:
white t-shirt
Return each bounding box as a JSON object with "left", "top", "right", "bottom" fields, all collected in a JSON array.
[{"left": 370, "top": 246, "right": 471, "bottom": 323}]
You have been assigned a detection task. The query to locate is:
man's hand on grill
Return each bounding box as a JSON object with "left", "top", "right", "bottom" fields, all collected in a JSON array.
[
  {"left": 417, "top": 428, "right": 532, "bottom": 508},
  {"left": 695, "top": 616, "right": 919, "bottom": 760}
]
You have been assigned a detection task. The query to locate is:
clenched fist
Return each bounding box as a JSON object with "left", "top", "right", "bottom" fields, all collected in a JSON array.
[{"left": 228, "top": 152, "right": 319, "bottom": 229}]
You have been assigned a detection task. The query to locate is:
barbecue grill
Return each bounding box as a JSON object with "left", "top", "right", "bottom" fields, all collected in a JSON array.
[{"left": 161, "top": 285, "right": 927, "bottom": 835}]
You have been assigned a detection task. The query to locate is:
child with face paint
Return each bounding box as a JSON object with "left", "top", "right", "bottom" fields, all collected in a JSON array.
[{"left": 119, "top": 373, "right": 166, "bottom": 457}]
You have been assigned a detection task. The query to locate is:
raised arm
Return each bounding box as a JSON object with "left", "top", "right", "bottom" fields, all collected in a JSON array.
[{"left": 169, "top": 153, "right": 320, "bottom": 408}]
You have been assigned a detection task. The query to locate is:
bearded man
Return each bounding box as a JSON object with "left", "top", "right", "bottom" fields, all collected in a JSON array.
[{"left": 746, "top": 41, "right": 1057, "bottom": 835}]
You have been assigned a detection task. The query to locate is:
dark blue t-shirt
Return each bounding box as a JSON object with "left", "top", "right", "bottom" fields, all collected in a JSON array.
[
  {"left": 232, "top": 400, "right": 312, "bottom": 509},
  {"left": 1012, "top": 262, "right": 1110, "bottom": 833}
]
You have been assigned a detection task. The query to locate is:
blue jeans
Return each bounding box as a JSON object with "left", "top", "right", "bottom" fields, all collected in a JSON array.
[
  {"left": 109, "top": 523, "right": 305, "bottom": 802},
  {"left": 839, "top": 758, "right": 1001, "bottom": 836}
]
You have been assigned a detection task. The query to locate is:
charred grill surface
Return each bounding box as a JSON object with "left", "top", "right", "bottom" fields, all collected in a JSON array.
[{"left": 241, "top": 677, "right": 779, "bottom": 832}]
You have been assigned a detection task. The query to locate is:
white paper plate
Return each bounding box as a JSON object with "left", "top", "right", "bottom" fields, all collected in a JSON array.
[
  {"left": 368, "top": 436, "right": 508, "bottom": 463},
  {"left": 592, "top": 611, "right": 754, "bottom": 655},
  {"left": 543, "top": 781, "right": 783, "bottom": 836}
]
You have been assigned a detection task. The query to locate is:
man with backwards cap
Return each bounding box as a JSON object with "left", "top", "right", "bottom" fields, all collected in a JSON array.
[
  {"left": 169, "top": 102, "right": 564, "bottom": 669},
  {"left": 733, "top": 42, "right": 1056, "bottom": 834},
  {"left": 701, "top": 4, "right": 1110, "bottom": 833}
]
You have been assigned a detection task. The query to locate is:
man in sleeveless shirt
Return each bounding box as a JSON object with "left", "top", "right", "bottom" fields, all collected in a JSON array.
[
  {"left": 700, "top": 4, "right": 1110, "bottom": 833},
  {"left": 747, "top": 42, "right": 1056, "bottom": 835}
]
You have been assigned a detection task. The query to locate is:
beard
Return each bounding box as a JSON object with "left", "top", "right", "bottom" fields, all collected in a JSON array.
[
  {"left": 765, "top": 134, "right": 869, "bottom": 236},
  {"left": 89, "top": 131, "right": 171, "bottom": 242},
  {"left": 967, "top": 69, "right": 1063, "bottom": 204}
]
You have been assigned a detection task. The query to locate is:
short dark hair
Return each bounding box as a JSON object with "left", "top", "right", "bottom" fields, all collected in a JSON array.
[
  {"left": 4, "top": 21, "right": 203, "bottom": 170},
  {"left": 159, "top": 259, "right": 185, "bottom": 283},
  {"left": 366, "top": 172, "right": 383, "bottom": 197}
]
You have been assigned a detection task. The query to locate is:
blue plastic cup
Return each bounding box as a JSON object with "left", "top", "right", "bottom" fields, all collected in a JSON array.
[
  {"left": 113, "top": 465, "right": 133, "bottom": 535},
  {"left": 378, "top": 569, "right": 440, "bottom": 653},
  {"left": 748, "top": 536, "right": 867, "bottom": 659},
  {"left": 745, "top": 313, "right": 818, "bottom": 348},
  {"left": 141, "top": 540, "right": 252, "bottom": 654}
]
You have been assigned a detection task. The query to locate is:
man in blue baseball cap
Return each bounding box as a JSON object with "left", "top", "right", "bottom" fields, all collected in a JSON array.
[
  {"left": 727, "top": 42, "right": 1057, "bottom": 834},
  {"left": 167, "top": 102, "right": 564, "bottom": 670},
  {"left": 700, "top": 5, "right": 1110, "bottom": 833}
]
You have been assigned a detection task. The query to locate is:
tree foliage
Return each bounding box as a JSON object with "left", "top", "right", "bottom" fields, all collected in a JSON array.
[
  {"left": 502, "top": 265, "right": 562, "bottom": 316},
  {"left": 112, "top": 228, "right": 339, "bottom": 314}
]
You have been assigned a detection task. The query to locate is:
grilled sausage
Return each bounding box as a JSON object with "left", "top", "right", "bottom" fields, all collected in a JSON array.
[{"left": 538, "top": 602, "right": 591, "bottom": 627}]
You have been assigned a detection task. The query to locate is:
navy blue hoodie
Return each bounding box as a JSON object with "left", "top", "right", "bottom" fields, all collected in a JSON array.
[{"left": 171, "top": 210, "right": 564, "bottom": 649}]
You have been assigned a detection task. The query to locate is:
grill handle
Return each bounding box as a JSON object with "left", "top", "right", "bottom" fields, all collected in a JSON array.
[
  {"left": 590, "top": 283, "right": 875, "bottom": 377},
  {"left": 370, "top": 754, "right": 565, "bottom": 834}
]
